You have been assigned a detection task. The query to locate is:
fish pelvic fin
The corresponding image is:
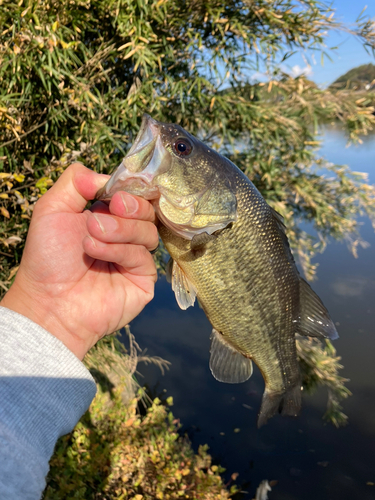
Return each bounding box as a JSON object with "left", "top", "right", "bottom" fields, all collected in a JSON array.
[
  {"left": 209, "top": 329, "right": 253, "bottom": 384},
  {"left": 298, "top": 278, "right": 339, "bottom": 340},
  {"left": 257, "top": 383, "right": 301, "bottom": 428}
]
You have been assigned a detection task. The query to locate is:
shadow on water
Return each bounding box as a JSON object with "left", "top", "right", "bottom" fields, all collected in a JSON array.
[{"left": 130, "top": 127, "right": 375, "bottom": 500}]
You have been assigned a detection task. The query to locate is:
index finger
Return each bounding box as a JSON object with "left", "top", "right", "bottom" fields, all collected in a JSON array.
[{"left": 109, "top": 191, "right": 157, "bottom": 224}]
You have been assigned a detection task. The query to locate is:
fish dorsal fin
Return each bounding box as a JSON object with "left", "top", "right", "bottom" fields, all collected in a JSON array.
[
  {"left": 269, "top": 206, "right": 296, "bottom": 266},
  {"left": 171, "top": 260, "right": 197, "bottom": 310},
  {"left": 297, "top": 278, "right": 339, "bottom": 340},
  {"left": 269, "top": 206, "right": 286, "bottom": 231},
  {"left": 190, "top": 232, "right": 217, "bottom": 252},
  {"left": 209, "top": 329, "right": 253, "bottom": 384}
]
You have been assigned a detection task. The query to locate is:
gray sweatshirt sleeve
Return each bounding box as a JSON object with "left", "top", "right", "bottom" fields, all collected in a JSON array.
[{"left": 0, "top": 306, "right": 97, "bottom": 499}]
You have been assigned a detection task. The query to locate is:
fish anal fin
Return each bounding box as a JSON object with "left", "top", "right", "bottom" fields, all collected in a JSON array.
[
  {"left": 190, "top": 232, "right": 217, "bottom": 252},
  {"left": 298, "top": 278, "right": 338, "bottom": 340},
  {"left": 171, "top": 260, "right": 197, "bottom": 310},
  {"left": 257, "top": 383, "right": 301, "bottom": 428},
  {"left": 209, "top": 329, "right": 253, "bottom": 384}
]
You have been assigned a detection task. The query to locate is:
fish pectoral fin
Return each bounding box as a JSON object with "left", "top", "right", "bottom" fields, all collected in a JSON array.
[
  {"left": 297, "top": 278, "right": 339, "bottom": 340},
  {"left": 209, "top": 329, "right": 253, "bottom": 384},
  {"left": 190, "top": 232, "right": 217, "bottom": 252},
  {"left": 171, "top": 260, "right": 197, "bottom": 310}
]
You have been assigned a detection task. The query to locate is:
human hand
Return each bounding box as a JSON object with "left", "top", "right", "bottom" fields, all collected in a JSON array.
[{"left": 0, "top": 163, "right": 158, "bottom": 360}]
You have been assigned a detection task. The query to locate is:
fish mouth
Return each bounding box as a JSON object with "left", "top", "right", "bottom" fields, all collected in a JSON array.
[{"left": 96, "top": 114, "right": 165, "bottom": 201}]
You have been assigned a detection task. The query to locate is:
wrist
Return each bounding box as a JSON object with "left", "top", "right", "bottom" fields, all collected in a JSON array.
[{"left": 0, "top": 281, "right": 90, "bottom": 360}]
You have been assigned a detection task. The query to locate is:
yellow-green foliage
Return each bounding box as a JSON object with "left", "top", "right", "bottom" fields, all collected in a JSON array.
[
  {"left": 1, "top": 0, "right": 375, "bottom": 286},
  {"left": 44, "top": 388, "right": 237, "bottom": 500},
  {"left": 297, "top": 338, "right": 351, "bottom": 427}
]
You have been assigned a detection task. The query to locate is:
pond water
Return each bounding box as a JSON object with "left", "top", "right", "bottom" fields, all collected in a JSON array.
[{"left": 130, "top": 125, "right": 375, "bottom": 500}]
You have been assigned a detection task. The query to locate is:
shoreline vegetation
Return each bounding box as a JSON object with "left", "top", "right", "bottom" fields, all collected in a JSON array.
[
  {"left": 44, "top": 332, "right": 240, "bottom": 500},
  {"left": 1, "top": 1, "right": 374, "bottom": 497},
  {"left": 42, "top": 330, "right": 350, "bottom": 499}
]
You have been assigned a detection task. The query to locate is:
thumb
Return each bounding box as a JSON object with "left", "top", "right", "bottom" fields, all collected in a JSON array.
[{"left": 35, "top": 163, "right": 109, "bottom": 215}]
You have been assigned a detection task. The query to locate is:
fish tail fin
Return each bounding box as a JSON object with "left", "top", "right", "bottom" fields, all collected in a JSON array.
[{"left": 257, "top": 384, "right": 301, "bottom": 428}]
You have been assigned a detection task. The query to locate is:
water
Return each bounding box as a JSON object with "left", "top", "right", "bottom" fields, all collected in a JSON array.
[{"left": 130, "top": 126, "right": 375, "bottom": 500}]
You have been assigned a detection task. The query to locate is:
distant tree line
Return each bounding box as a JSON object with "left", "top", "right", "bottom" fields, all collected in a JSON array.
[{"left": 330, "top": 63, "right": 375, "bottom": 90}]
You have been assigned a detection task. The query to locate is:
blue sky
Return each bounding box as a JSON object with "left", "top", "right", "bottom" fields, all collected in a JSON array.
[{"left": 283, "top": 1, "right": 375, "bottom": 86}]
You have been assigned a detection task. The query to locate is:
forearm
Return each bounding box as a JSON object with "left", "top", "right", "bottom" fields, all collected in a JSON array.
[{"left": 0, "top": 306, "right": 97, "bottom": 499}]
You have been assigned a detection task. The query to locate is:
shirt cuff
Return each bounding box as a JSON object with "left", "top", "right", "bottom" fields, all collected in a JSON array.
[{"left": 0, "top": 306, "right": 97, "bottom": 496}]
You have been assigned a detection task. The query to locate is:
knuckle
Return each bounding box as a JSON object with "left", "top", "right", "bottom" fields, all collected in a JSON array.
[
  {"left": 137, "top": 197, "right": 155, "bottom": 221},
  {"left": 146, "top": 202, "right": 156, "bottom": 221},
  {"left": 125, "top": 218, "right": 138, "bottom": 231},
  {"left": 68, "top": 161, "right": 85, "bottom": 171},
  {"left": 117, "top": 218, "right": 136, "bottom": 238},
  {"left": 138, "top": 245, "right": 150, "bottom": 263},
  {"left": 149, "top": 224, "right": 159, "bottom": 244},
  {"left": 123, "top": 244, "right": 147, "bottom": 269}
]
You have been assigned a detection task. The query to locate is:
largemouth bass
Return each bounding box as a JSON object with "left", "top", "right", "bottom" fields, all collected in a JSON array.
[{"left": 97, "top": 114, "right": 338, "bottom": 426}]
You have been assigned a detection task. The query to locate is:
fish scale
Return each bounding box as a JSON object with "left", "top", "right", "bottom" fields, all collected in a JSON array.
[
  {"left": 159, "top": 165, "right": 301, "bottom": 401},
  {"left": 97, "top": 114, "right": 339, "bottom": 426}
]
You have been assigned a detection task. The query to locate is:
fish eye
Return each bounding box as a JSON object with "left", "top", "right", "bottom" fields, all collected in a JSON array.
[{"left": 173, "top": 138, "right": 193, "bottom": 157}]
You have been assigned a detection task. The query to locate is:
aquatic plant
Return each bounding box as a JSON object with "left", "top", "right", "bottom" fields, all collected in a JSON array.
[{"left": 297, "top": 337, "right": 351, "bottom": 427}]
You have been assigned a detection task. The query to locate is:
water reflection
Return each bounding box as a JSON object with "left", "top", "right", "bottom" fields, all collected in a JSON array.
[
  {"left": 318, "top": 124, "right": 375, "bottom": 183},
  {"left": 331, "top": 276, "right": 375, "bottom": 297},
  {"left": 131, "top": 126, "right": 375, "bottom": 500}
]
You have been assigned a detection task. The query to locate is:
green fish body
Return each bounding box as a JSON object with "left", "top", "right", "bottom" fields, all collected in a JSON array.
[{"left": 97, "top": 115, "right": 338, "bottom": 426}]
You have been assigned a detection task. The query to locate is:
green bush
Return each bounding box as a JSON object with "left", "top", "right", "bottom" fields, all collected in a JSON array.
[
  {"left": 43, "top": 334, "right": 237, "bottom": 499},
  {"left": 44, "top": 386, "right": 237, "bottom": 500},
  {"left": 1, "top": 0, "right": 375, "bottom": 284}
]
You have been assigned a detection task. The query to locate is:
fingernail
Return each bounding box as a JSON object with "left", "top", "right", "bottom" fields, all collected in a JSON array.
[
  {"left": 87, "top": 235, "right": 96, "bottom": 247},
  {"left": 121, "top": 194, "right": 138, "bottom": 214},
  {"left": 87, "top": 235, "right": 106, "bottom": 248},
  {"left": 92, "top": 213, "right": 118, "bottom": 233}
]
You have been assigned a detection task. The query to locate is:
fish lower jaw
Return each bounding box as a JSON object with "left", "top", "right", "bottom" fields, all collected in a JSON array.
[{"left": 116, "top": 176, "right": 160, "bottom": 200}]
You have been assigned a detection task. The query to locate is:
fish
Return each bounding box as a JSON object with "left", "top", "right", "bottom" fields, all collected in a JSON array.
[{"left": 96, "top": 114, "right": 338, "bottom": 427}]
